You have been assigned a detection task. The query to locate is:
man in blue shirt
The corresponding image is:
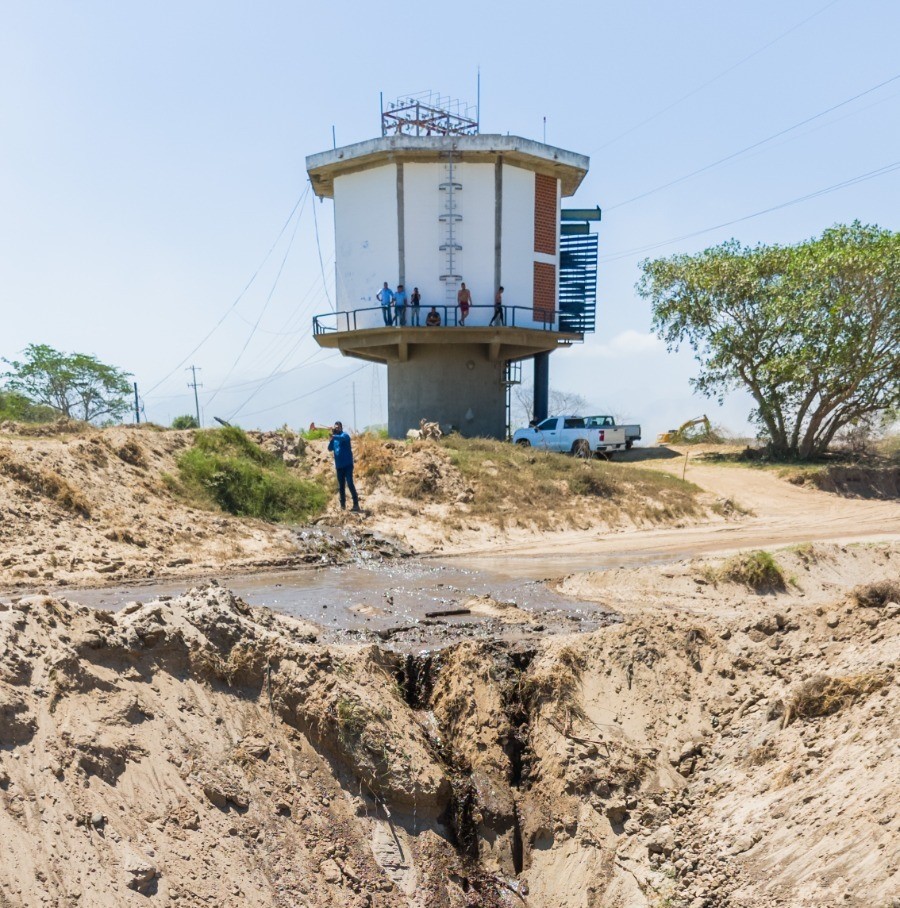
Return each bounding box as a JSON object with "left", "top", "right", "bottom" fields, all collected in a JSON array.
[
  {"left": 394, "top": 284, "right": 408, "bottom": 326},
  {"left": 376, "top": 282, "right": 394, "bottom": 326},
  {"left": 327, "top": 421, "right": 360, "bottom": 511}
]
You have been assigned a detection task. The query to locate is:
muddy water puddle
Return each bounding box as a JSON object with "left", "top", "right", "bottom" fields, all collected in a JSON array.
[{"left": 60, "top": 558, "right": 618, "bottom": 652}]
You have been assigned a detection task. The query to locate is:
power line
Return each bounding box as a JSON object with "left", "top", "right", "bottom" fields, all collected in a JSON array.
[
  {"left": 234, "top": 363, "right": 369, "bottom": 421},
  {"left": 144, "top": 188, "right": 309, "bottom": 396},
  {"left": 311, "top": 182, "right": 334, "bottom": 312},
  {"left": 144, "top": 345, "right": 336, "bottom": 404},
  {"left": 598, "top": 159, "right": 900, "bottom": 263},
  {"left": 605, "top": 72, "right": 900, "bottom": 211},
  {"left": 205, "top": 186, "right": 310, "bottom": 407},
  {"left": 228, "top": 253, "right": 334, "bottom": 336},
  {"left": 226, "top": 345, "right": 335, "bottom": 421},
  {"left": 591, "top": 0, "right": 844, "bottom": 154}
]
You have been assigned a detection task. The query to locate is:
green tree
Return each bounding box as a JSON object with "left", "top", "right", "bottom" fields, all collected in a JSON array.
[
  {"left": 638, "top": 222, "right": 900, "bottom": 459},
  {"left": 171, "top": 414, "right": 200, "bottom": 429},
  {"left": 0, "top": 389, "right": 60, "bottom": 423},
  {"left": 3, "top": 344, "right": 132, "bottom": 424}
]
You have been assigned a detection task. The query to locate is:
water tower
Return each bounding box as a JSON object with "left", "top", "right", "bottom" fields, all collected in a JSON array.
[{"left": 308, "top": 92, "right": 600, "bottom": 438}]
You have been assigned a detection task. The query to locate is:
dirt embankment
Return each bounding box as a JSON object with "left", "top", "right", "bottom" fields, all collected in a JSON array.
[
  {"left": 0, "top": 425, "right": 413, "bottom": 591},
  {"left": 0, "top": 426, "right": 718, "bottom": 591},
  {"left": 1, "top": 543, "right": 897, "bottom": 907},
  {"left": 0, "top": 425, "right": 303, "bottom": 588}
]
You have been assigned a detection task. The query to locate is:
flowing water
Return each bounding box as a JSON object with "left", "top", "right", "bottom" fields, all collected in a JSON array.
[{"left": 57, "top": 554, "right": 621, "bottom": 652}]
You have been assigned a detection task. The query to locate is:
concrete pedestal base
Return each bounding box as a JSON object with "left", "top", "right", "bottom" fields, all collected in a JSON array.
[{"left": 387, "top": 343, "right": 506, "bottom": 439}]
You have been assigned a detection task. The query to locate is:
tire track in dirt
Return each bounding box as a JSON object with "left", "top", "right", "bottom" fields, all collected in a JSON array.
[{"left": 442, "top": 457, "right": 900, "bottom": 578}]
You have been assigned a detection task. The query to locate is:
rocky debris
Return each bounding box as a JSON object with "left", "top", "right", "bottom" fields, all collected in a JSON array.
[{"left": 123, "top": 853, "right": 158, "bottom": 893}]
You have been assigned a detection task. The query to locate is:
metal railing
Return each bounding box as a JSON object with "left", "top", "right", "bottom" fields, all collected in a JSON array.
[{"left": 312, "top": 304, "right": 563, "bottom": 336}]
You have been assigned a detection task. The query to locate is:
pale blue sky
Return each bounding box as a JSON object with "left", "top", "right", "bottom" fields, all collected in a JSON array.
[{"left": 2, "top": 1, "right": 898, "bottom": 437}]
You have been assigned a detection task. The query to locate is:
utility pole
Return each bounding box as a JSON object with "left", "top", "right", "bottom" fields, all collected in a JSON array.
[
  {"left": 187, "top": 366, "right": 202, "bottom": 426},
  {"left": 352, "top": 382, "right": 357, "bottom": 433},
  {"left": 133, "top": 382, "right": 140, "bottom": 425}
]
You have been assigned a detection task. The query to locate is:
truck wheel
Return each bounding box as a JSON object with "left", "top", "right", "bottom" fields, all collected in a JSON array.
[
  {"left": 572, "top": 439, "right": 591, "bottom": 459},
  {"left": 516, "top": 439, "right": 531, "bottom": 447},
  {"left": 626, "top": 440, "right": 633, "bottom": 450}
]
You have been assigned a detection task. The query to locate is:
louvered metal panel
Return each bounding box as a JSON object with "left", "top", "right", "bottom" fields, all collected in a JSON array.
[{"left": 558, "top": 232, "right": 598, "bottom": 334}]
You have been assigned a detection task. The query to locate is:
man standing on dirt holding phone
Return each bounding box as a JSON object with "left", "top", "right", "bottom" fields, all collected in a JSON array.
[{"left": 327, "top": 421, "right": 361, "bottom": 512}]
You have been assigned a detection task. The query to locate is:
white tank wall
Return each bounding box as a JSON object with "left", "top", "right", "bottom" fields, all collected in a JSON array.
[
  {"left": 333, "top": 167, "right": 399, "bottom": 329},
  {"left": 451, "top": 162, "right": 496, "bottom": 321},
  {"left": 331, "top": 159, "right": 560, "bottom": 330},
  {"left": 402, "top": 163, "right": 447, "bottom": 315},
  {"left": 501, "top": 163, "right": 536, "bottom": 324}
]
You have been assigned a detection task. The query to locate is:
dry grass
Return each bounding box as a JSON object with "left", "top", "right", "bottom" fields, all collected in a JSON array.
[
  {"left": 520, "top": 646, "right": 587, "bottom": 729},
  {"left": 442, "top": 436, "right": 701, "bottom": 529},
  {"left": 850, "top": 579, "right": 900, "bottom": 608},
  {"left": 191, "top": 643, "right": 268, "bottom": 687},
  {"left": 352, "top": 433, "right": 395, "bottom": 478},
  {"left": 0, "top": 451, "right": 91, "bottom": 517},
  {"left": 786, "top": 672, "right": 888, "bottom": 723},
  {"left": 744, "top": 740, "right": 777, "bottom": 766},
  {"left": 393, "top": 466, "right": 440, "bottom": 500},
  {"left": 116, "top": 439, "right": 146, "bottom": 468}
]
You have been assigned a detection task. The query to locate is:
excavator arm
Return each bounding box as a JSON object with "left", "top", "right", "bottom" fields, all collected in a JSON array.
[{"left": 657, "top": 415, "right": 712, "bottom": 445}]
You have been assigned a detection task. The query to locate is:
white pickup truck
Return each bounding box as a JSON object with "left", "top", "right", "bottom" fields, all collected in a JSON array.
[
  {"left": 512, "top": 415, "right": 628, "bottom": 458},
  {"left": 584, "top": 415, "right": 642, "bottom": 450}
]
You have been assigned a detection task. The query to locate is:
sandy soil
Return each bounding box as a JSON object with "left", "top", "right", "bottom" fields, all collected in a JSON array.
[
  {"left": 1, "top": 543, "right": 897, "bottom": 907},
  {"left": 443, "top": 447, "right": 900, "bottom": 574},
  {"left": 1, "top": 429, "right": 898, "bottom": 907}
]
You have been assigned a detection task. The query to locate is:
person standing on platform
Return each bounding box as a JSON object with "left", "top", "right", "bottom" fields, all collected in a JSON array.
[
  {"left": 457, "top": 282, "right": 472, "bottom": 325},
  {"left": 410, "top": 287, "right": 421, "bottom": 326},
  {"left": 377, "top": 282, "right": 394, "bottom": 326},
  {"left": 490, "top": 286, "right": 505, "bottom": 326},
  {"left": 394, "top": 284, "right": 408, "bottom": 326}
]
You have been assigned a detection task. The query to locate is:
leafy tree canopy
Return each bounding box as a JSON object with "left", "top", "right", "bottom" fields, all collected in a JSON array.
[
  {"left": 638, "top": 222, "right": 900, "bottom": 459},
  {"left": 2, "top": 344, "right": 132, "bottom": 424}
]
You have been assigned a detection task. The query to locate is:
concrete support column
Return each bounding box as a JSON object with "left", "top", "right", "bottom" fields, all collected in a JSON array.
[
  {"left": 386, "top": 343, "right": 507, "bottom": 438},
  {"left": 534, "top": 351, "right": 549, "bottom": 422}
]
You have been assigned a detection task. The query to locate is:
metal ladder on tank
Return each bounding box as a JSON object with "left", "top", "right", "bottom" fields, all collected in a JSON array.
[
  {"left": 503, "top": 360, "right": 523, "bottom": 439},
  {"left": 438, "top": 152, "right": 462, "bottom": 317}
]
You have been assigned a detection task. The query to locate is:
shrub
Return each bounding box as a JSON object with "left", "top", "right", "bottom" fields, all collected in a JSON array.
[
  {"left": 171, "top": 414, "right": 199, "bottom": 429},
  {"left": 300, "top": 426, "right": 332, "bottom": 441},
  {"left": 175, "top": 427, "right": 327, "bottom": 521},
  {"left": 851, "top": 579, "right": 900, "bottom": 608},
  {"left": 722, "top": 550, "right": 785, "bottom": 591}
]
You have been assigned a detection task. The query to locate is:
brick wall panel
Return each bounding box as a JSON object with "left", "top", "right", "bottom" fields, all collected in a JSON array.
[
  {"left": 534, "top": 173, "right": 557, "bottom": 255},
  {"left": 533, "top": 261, "right": 556, "bottom": 321}
]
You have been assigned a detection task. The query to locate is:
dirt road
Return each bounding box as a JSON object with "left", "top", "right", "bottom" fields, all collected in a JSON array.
[{"left": 445, "top": 452, "right": 900, "bottom": 578}]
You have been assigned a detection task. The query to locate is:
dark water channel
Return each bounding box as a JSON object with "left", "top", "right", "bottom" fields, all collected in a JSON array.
[{"left": 59, "top": 556, "right": 620, "bottom": 653}]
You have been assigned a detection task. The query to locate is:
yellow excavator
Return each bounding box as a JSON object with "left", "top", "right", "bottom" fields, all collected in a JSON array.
[{"left": 657, "top": 415, "right": 712, "bottom": 445}]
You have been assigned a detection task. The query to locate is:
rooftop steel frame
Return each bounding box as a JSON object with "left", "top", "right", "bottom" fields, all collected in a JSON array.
[{"left": 381, "top": 90, "right": 479, "bottom": 137}]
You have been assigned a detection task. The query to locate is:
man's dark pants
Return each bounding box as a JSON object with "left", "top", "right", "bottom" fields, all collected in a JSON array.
[{"left": 336, "top": 466, "right": 359, "bottom": 509}]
